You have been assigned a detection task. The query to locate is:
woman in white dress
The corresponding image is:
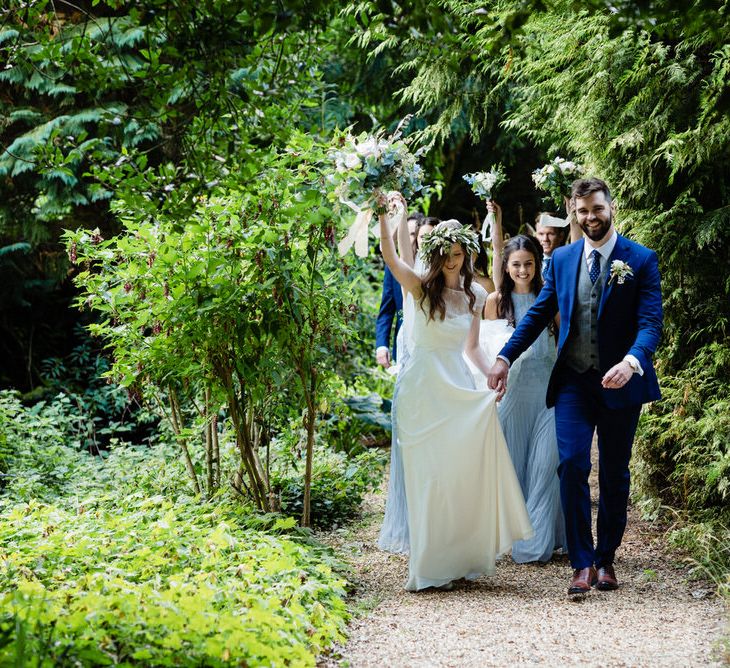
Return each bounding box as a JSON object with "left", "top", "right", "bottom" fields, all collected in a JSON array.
[{"left": 378, "top": 200, "right": 533, "bottom": 591}]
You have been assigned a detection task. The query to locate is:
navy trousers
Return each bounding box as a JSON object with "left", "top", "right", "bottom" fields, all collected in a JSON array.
[{"left": 553, "top": 367, "right": 641, "bottom": 569}]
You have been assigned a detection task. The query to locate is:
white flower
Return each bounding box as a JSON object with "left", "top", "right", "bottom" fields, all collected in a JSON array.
[
  {"left": 344, "top": 152, "right": 361, "bottom": 170},
  {"left": 609, "top": 260, "right": 634, "bottom": 285},
  {"left": 355, "top": 137, "right": 379, "bottom": 158},
  {"left": 547, "top": 164, "right": 555, "bottom": 173}
]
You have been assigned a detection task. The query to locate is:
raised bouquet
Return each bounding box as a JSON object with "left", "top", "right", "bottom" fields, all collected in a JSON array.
[
  {"left": 330, "top": 118, "right": 425, "bottom": 257},
  {"left": 532, "top": 157, "right": 585, "bottom": 209},
  {"left": 463, "top": 164, "right": 506, "bottom": 241}
]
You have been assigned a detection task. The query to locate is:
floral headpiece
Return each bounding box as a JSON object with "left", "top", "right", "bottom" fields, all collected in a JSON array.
[{"left": 418, "top": 222, "right": 481, "bottom": 260}]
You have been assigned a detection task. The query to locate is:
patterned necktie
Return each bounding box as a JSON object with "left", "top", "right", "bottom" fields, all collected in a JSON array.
[
  {"left": 543, "top": 256, "right": 551, "bottom": 275},
  {"left": 589, "top": 249, "right": 601, "bottom": 284}
]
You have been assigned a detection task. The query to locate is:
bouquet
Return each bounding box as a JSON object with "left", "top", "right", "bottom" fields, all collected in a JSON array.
[
  {"left": 532, "top": 157, "right": 585, "bottom": 209},
  {"left": 330, "top": 118, "right": 425, "bottom": 257},
  {"left": 463, "top": 165, "right": 506, "bottom": 241}
]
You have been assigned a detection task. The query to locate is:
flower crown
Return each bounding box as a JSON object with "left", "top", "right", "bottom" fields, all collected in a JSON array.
[{"left": 418, "top": 223, "right": 481, "bottom": 259}]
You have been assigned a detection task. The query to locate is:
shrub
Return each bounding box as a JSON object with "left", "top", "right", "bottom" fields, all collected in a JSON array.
[
  {"left": 0, "top": 390, "right": 92, "bottom": 501},
  {"left": 272, "top": 446, "right": 385, "bottom": 530},
  {"left": 634, "top": 343, "right": 730, "bottom": 519},
  {"left": 634, "top": 342, "right": 730, "bottom": 583},
  {"left": 0, "top": 495, "right": 348, "bottom": 667}
]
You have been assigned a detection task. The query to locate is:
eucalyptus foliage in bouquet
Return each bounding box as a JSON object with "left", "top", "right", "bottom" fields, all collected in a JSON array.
[
  {"left": 532, "top": 157, "right": 585, "bottom": 208},
  {"left": 330, "top": 118, "right": 425, "bottom": 257},
  {"left": 463, "top": 164, "right": 506, "bottom": 240}
]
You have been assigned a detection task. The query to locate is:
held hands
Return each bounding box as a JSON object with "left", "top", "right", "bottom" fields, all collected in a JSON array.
[
  {"left": 486, "top": 358, "right": 509, "bottom": 401},
  {"left": 601, "top": 361, "right": 633, "bottom": 389}
]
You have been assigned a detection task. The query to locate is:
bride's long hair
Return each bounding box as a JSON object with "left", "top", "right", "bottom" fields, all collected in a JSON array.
[{"left": 419, "top": 220, "right": 477, "bottom": 322}]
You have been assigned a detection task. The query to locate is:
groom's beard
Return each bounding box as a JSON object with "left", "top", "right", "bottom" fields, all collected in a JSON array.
[{"left": 580, "top": 211, "right": 612, "bottom": 242}]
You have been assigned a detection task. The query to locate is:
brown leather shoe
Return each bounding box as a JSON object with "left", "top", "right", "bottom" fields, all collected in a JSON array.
[
  {"left": 568, "top": 566, "right": 597, "bottom": 594},
  {"left": 595, "top": 564, "right": 619, "bottom": 591}
]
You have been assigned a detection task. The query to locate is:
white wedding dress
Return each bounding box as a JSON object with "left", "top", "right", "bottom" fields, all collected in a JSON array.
[{"left": 397, "top": 284, "right": 533, "bottom": 591}]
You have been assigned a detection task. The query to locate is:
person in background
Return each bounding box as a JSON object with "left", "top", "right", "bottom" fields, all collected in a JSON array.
[
  {"left": 375, "top": 211, "right": 424, "bottom": 369},
  {"left": 535, "top": 212, "right": 570, "bottom": 278}
]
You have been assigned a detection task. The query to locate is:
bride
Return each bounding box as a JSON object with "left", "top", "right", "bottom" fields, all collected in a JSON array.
[{"left": 377, "top": 196, "right": 533, "bottom": 591}]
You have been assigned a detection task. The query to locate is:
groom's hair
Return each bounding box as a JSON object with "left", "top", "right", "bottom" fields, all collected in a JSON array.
[{"left": 571, "top": 177, "right": 612, "bottom": 203}]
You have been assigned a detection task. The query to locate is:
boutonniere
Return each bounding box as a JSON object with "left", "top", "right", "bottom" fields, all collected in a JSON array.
[{"left": 609, "top": 259, "right": 634, "bottom": 285}]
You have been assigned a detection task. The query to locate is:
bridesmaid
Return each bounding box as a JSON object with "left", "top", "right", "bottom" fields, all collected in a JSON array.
[{"left": 484, "top": 234, "right": 567, "bottom": 563}]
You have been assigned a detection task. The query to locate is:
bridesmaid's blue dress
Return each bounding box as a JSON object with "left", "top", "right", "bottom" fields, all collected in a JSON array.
[{"left": 499, "top": 292, "right": 567, "bottom": 563}]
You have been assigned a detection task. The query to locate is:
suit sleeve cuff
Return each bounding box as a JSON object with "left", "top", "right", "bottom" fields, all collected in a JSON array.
[
  {"left": 376, "top": 346, "right": 389, "bottom": 355},
  {"left": 497, "top": 354, "right": 511, "bottom": 368},
  {"left": 623, "top": 354, "right": 644, "bottom": 376}
]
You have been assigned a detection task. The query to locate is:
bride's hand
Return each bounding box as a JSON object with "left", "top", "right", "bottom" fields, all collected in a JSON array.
[
  {"left": 387, "top": 191, "right": 407, "bottom": 213},
  {"left": 486, "top": 358, "right": 509, "bottom": 400}
]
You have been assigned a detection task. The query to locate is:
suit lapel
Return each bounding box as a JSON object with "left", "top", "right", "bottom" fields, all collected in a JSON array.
[
  {"left": 598, "top": 234, "right": 630, "bottom": 319},
  {"left": 562, "top": 240, "right": 585, "bottom": 327}
]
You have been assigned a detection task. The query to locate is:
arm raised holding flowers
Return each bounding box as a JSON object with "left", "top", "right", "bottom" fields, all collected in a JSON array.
[
  {"left": 487, "top": 200, "right": 505, "bottom": 292},
  {"left": 378, "top": 193, "right": 422, "bottom": 297}
]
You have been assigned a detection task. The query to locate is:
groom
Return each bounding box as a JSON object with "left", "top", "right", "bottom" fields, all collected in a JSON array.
[{"left": 487, "top": 178, "right": 663, "bottom": 594}]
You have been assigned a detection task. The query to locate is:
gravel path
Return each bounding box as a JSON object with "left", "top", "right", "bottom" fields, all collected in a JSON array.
[{"left": 319, "top": 452, "right": 728, "bottom": 667}]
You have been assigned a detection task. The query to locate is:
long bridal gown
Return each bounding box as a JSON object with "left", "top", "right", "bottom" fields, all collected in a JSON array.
[{"left": 396, "top": 284, "right": 533, "bottom": 591}]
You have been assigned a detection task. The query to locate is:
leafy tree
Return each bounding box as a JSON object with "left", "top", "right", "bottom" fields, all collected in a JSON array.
[
  {"left": 66, "top": 133, "right": 358, "bottom": 523},
  {"left": 0, "top": 0, "right": 344, "bottom": 388}
]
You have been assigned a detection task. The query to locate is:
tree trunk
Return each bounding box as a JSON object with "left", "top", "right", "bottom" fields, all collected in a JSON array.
[{"left": 167, "top": 389, "right": 201, "bottom": 496}]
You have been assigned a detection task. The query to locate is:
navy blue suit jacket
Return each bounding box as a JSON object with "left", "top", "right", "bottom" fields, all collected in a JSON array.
[
  {"left": 375, "top": 265, "right": 404, "bottom": 360},
  {"left": 500, "top": 234, "right": 663, "bottom": 409}
]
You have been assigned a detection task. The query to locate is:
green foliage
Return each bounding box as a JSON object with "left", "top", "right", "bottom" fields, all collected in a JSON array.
[
  {"left": 634, "top": 343, "right": 730, "bottom": 518},
  {"left": 0, "top": 396, "right": 353, "bottom": 666},
  {"left": 634, "top": 342, "right": 730, "bottom": 584},
  {"left": 273, "top": 446, "right": 385, "bottom": 530},
  {"left": 40, "top": 325, "right": 156, "bottom": 450},
  {"left": 64, "top": 134, "right": 363, "bottom": 517},
  {"left": 0, "top": 390, "right": 90, "bottom": 501},
  {"left": 0, "top": 494, "right": 348, "bottom": 666}
]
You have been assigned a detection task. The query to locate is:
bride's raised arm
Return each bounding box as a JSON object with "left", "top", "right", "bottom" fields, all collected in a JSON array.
[
  {"left": 378, "top": 193, "right": 421, "bottom": 295},
  {"left": 392, "top": 192, "right": 416, "bottom": 269}
]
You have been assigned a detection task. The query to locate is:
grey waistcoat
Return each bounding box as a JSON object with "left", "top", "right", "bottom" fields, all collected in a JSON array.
[{"left": 564, "top": 253, "right": 609, "bottom": 373}]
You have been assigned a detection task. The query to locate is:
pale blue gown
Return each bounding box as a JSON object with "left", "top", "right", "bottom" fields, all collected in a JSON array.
[
  {"left": 498, "top": 292, "right": 567, "bottom": 563},
  {"left": 377, "top": 338, "right": 410, "bottom": 554}
]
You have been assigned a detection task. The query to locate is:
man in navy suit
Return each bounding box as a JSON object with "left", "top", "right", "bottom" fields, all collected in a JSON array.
[
  {"left": 488, "top": 178, "right": 663, "bottom": 594},
  {"left": 375, "top": 264, "right": 404, "bottom": 368}
]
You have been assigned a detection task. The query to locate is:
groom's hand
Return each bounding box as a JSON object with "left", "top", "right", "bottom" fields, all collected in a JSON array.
[
  {"left": 487, "top": 359, "right": 509, "bottom": 401},
  {"left": 601, "top": 361, "right": 633, "bottom": 389}
]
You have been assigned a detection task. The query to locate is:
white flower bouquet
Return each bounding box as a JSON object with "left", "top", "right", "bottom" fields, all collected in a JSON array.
[
  {"left": 463, "top": 164, "right": 506, "bottom": 240},
  {"left": 330, "top": 118, "right": 425, "bottom": 257},
  {"left": 532, "top": 156, "right": 585, "bottom": 208},
  {"left": 463, "top": 165, "right": 505, "bottom": 202}
]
